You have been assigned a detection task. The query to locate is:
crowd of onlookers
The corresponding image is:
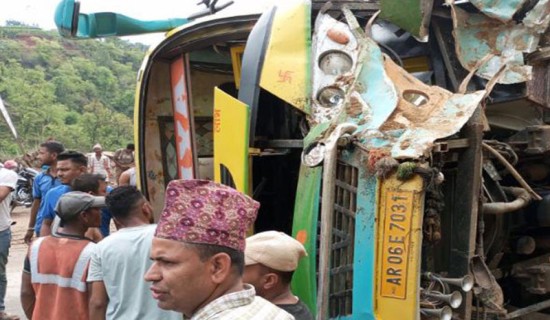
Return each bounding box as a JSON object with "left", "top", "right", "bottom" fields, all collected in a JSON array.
[{"left": 0, "top": 140, "right": 313, "bottom": 320}]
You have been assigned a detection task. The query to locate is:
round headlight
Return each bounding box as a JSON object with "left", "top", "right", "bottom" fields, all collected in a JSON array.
[
  {"left": 319, "top": 51, "right": 353, "bottom": 76},
  {"left": 317, "top": 86, "right": 345, "bottom": 108}
]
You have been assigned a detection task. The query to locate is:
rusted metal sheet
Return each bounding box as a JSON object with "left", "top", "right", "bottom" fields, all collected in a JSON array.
[
  {"left": 451, "top": 6, "right": 535, "bottom": 84},
  {"left": 358, "top": 58, "right": 486, "bottom": 159},
  {"left": 351, "top": 27, "right": 399, "bottom": 131},
  {"left": 310, "top": 9, "right": 486, "bottom": 159},
  {"left": 380, "top": 0, "right": 434, "bottom": 42},
  {"left": 523, "top": 0, "right": 550, "bottom": 30},
  {"left": 469, "top": 0, "right": 527, "bottom": 22},
  {"left": 451, "top": 2, "right": 550, "bottom": 85}
]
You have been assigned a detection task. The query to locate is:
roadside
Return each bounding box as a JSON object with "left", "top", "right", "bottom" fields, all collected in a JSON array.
[{"left": 6, "top": 206, "right": 29, "bottom": 319}]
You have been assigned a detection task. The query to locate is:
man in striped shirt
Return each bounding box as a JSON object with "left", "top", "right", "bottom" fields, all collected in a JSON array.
[{"left": 145, "top": 179, "right": 293, "bottom": 320}]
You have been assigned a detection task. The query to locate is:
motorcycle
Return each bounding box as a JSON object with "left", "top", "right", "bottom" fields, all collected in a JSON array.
[{"left": 11, "top": 166, "right": 38, "bottom": 209}]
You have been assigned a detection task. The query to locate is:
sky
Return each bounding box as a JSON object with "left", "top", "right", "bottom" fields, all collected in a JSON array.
[{"left": 0, "top": 0, "right": 256, "bottom": 44}]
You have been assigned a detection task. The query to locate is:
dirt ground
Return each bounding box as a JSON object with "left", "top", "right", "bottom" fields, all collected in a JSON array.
[{"left": 6, "top": 206, "right": 29, "bottom": 319}]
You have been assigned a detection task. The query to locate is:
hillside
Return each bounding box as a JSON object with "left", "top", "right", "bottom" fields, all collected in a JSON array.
[{"left": 0, "top": 25, "right": 148, "bottom": 158}]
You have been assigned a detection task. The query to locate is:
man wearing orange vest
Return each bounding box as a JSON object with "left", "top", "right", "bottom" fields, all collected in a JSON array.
[{"left": 20, "top": 192, "right": 104, "bottom": 320}]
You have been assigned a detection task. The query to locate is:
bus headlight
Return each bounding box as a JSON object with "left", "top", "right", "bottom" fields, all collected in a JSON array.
[
  {"left": 318, "top": 51, "right": 353, "bottom": 76},
  {"left": 317, "top": 86, "right": 345, "bottom": 108}
]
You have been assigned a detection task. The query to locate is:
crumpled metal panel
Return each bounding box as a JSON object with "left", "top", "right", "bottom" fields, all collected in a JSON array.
[
  {"left": 310, "top": 10, "right": 486, "bottom": 160},
  {"left": 452, "top": 6, "right": 536, "bottom": 84},
  {"left": 469, "top": 0, "right": 527, "bottom": 22},
  {"left": 451, "top": 2, "right": 550, "bottom": 85},
  {"left": 379, "top": 0, "right": 434, "bottom": 42},
  {"left": 360, "top": 58, "right": 486, "bottom": 159},
  {"left": 349, "top": 33, "right": 399, "bottom": 130},
  {"left": 523, "top": 0, "right": 550, "bottom": 30}
]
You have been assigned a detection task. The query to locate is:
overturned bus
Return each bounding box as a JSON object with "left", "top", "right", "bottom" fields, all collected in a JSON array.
[{"left": 56, "top": 0, "right": 550, "bottom": 318}]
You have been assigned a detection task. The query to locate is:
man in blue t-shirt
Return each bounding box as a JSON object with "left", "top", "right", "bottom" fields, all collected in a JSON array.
[
  {"left": 24, "top": 141, "right": 64, "bottom": 244},
  {"left": 36, "top": 151, "right": 88, "bottom": 236}
]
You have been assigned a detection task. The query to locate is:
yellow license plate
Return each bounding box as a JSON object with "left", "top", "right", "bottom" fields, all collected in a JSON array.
[{"left": 380, "top": 190, "right": 414, "bottom": 299}]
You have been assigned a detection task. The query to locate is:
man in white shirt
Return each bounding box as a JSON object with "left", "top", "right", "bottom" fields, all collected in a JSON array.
[
  {"left": 87, "top": 186, "right": 181, "bottom": 320},
  {"left": 0, "top": 166, "right": 20, "bottom": 320},
  {"left": 88, "top": 144, "right": 112, "bottom": 183}
]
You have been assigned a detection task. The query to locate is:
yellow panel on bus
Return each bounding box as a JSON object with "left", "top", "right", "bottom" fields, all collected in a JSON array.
[
  {"left": 213, "top": 87, "right": 250, "bottom": 194},
  {"left": 259, "top": 0, "right": 310, "bottom": 114}
]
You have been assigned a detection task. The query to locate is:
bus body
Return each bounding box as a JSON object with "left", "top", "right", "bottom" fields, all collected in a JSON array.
[{"left": 57, "top": 0, "right": 550, "bottom": 319}]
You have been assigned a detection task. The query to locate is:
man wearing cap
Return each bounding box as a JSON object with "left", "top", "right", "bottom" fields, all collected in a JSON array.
[
  {"left": 47, "top": 174, "right": 109, "bottom": 242},
  {"left": 88, "top": 144, "right": 112, "bottom": 183},
  {"left": 20, "top": 191, "right": 104, "bottom": 320},
  {"left": 145, "top": 179, "right": 294, "bottom": 320},
  {"left": 60, "top": 174, "right": 110, "bottom": 242},
  {"left": 244, "top": 231, "right": 313, "bottom": 320}
]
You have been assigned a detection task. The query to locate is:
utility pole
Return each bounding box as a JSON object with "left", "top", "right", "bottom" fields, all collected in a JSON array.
[{"left": 0, "top": 95, "right": 28, "bottom": 163}]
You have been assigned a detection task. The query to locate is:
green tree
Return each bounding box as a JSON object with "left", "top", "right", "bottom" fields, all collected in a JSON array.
[{"left": 0, "top": 26, "right": 145, "bottom": 158}]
